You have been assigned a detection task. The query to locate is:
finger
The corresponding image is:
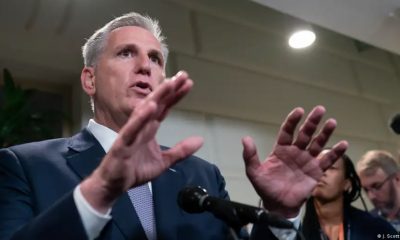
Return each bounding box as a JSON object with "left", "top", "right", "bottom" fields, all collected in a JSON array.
[
  {"left": 318, "top": 140, "right": 348, "bottom": 170},
  {"left": 170, "top": 70, "right": 189, "bottom": 86},
  {"left": 276, "top": 107, "right": 304, "bottom": 146},
  {"left": 242, "top": 136, "right": 261, "bottom": 178},
  {"left": 158, "top": 73, "right": 193, "bottom": 121},
  {"left": 135, "top": 121, "right": 161, "bottom": 143},
  {"left": 146, "top": 75, "right": 176, "bottom": 105},
  {"left": 307, "top": 118, "right": 336, "bottom": 157},
  {"left": 167, "top": 72, "right": 193, "bottom": 108},
  {"left": 293, "top": 106, "right": 326, "bottom": 149},
  {"left": 120, "top": 101, "right": 157, "bottom": 146},
  {"left": 162, "top": 136, "right": 204, "bottom": 164},
  {"left": 158, "top": 76, "right": 193, "bottom": 121}
]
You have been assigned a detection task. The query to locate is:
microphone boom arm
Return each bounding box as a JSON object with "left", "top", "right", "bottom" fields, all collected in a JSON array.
[{"left": 178, "top": 186, "right": 294, "bottom": 229}]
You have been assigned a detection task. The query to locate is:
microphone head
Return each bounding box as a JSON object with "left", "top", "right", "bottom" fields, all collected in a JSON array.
[
  {"left": 177, "top": 186, "right": 208, "bottom": 213},
  {"left": 390, "top": 113, "right": 400, "bottom": 134}
]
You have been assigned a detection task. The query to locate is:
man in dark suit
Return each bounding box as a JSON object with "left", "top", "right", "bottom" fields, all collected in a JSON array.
[
  {"left": 357, "top": 150, "right": 400, "bottom": 231},
  {"left": 0, "top": 12, "right": 348, "bottom": 240}
]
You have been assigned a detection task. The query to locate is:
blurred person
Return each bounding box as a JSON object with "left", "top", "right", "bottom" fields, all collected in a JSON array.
[
  {"left": 302, "top": 152, "right": 396, "bottom": 239},
  {"left": 357, "top": 150, "right": 400, "bottom": 231}
]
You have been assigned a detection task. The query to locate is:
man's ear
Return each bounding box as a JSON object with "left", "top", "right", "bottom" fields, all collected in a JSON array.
[
  {"left": 81, "top": 67, "right": 96, "bottom": 96},
  {"left": 393, "top": 172, "right": 400, "bottom": 185}
]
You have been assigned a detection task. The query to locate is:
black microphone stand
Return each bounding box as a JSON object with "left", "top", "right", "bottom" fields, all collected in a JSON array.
[
  {"left": 178, "top": 186, "right": 305, "bottom": 240},
  {"left": 228, "top": 228, "right": 241, "bottom": 240}
]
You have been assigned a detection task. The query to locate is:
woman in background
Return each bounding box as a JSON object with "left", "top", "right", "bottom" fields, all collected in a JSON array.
[{"left": 302, "top": 152, "right": 396, "bottom": 240}]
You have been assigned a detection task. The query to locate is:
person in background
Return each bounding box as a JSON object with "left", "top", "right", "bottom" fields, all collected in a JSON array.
[
  {"left": 357, "top": 150, "right": 400, "bottom": 231},
  {"left": 302, "top": 152, "right": 396, "bottom": 240},
  {"left": 0, "top": 11, "right": 348, "bottom": 240}
]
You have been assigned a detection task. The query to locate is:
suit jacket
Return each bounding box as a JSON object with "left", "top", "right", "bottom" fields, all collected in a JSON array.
[
  {"left": 252, "top": 198, "right": 398, "bottom": 240},
  {"left": 370, "top": 208, "right": 400, "bottom": 232},
  {"left": 301, "top": 199, "right": 397, "bottom": 240},
  {"left": 0, "top": 129, "right": 231, "bottom": 240}
]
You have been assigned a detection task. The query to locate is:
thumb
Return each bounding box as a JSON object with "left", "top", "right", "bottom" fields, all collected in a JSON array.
[
  {"left": 242, "top": 136, "right": 260, "bottom": 177},
  {"left": 162, "top": 136, "right": 204, "bottom": 164}
]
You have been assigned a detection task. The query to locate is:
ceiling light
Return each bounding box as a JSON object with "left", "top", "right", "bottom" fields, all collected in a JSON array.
[
  {"left": 388, "top": 7, "right": 400, "bottom": 18},
  {"left": 288, "top": 30, "right": 316, "bottom": 49}
]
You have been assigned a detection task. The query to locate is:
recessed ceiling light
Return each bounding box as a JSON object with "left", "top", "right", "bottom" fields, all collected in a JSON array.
[
  {"left": 388, "top": 7, "right": 400, "bottom": 18},
  {"left": 288, "top": 30, "right": 316, "bottom": 49}
]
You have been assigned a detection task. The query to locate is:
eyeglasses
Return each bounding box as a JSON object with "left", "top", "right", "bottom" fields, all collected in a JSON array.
[{"left": 363, "top": 174, "right": 394, "bottom": 194}]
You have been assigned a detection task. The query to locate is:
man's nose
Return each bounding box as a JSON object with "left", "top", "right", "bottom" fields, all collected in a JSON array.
[
  {"left": 136, "top": 54, "right": 151, "bottom": 75},
  {"left": 367, "top": 190, "right": 377, "bottom": 200}
]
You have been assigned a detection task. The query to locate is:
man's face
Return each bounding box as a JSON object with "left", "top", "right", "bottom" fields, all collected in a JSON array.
[
  {"left": 359, "top": 168, "right": 397, "bottom": 213},
  {"left": 82, "top": 26, "right": 165, "bottom": 131}
]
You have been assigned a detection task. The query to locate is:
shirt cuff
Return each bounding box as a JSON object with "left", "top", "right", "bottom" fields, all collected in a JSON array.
[
  {"left": 268, "top": 213, "right": 301, "bottom": 240},
  {"left": 73, "top": 185, "right": 112, "bottom": 240}
]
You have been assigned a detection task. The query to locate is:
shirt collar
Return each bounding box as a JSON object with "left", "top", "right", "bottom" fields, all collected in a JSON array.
[{"left": 86, "top": 119, "right": 118, "bottom": 153}]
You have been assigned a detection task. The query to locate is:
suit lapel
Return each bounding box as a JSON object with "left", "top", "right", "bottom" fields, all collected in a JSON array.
[
  {"left": 66, "top": 128, "right": 104, "bottom": 179},
  {"left": 111, "top": 194, "right": 147, "bottom": 239},
  {"left": 152, "top": 167, "right": 185, "bottom": 240},
  {"left": 65, "top": 129, "right": 146, "bottom": 240}
]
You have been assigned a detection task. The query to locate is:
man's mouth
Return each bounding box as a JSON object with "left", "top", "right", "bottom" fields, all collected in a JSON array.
[{"left": 132, "top": 81, "right": 152, "bottom": 95}]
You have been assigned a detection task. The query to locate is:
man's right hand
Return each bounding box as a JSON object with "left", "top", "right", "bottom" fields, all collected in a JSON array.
[{"left": 80, "top": 71, "right": 203, "bottom": 213}]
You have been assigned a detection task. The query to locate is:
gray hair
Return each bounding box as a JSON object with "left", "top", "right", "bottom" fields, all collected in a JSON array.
[
  {"left": 357, "top": 150, "right": 400, "bottom": 176},
  {"left": 82, "top": 12, "right": 169, "bottom": 67}
]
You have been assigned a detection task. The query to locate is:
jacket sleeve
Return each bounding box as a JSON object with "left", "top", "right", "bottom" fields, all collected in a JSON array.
[{"left": 0, "top": 148, "right": 87, "bottom": 240}]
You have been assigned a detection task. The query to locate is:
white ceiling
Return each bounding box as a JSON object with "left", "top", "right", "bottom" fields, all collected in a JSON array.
[
  {"left": 1, "top": 0, "right": 399, "bottom": 84},
  {"left": 251, "top": 0, "right": 400, "bottom": 55}
]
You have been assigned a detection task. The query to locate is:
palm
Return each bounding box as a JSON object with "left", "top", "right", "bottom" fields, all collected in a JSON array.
[
  {"left": 109, "top": 128, "right": 165, "bottom": 188},
  {"left": 242, "top": 106, "right": 348, "bottom": 217},
  {"left": 251, "top": 146, "right": 320, "bottom": 213}
]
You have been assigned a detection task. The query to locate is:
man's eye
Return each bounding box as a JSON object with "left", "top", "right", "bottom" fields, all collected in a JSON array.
[
  {"left": 118, "top": 49, "right": 133, "bottom": 57},
  {"left": 370, "top": 184, "right": 379, "bottom": 189},
  {"left": 149, "top": 55, "right": 161, "bottom": 65}
]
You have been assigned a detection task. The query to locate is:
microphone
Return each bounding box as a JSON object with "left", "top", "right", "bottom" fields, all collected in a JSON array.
[
  {"left": 177, "top": 186, "right": 294, "bottom": 229},
  {"left": 390, "top": 113, "right": 400, "bottom": 134}
]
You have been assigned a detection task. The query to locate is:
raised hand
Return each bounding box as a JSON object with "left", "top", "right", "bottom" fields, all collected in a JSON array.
[
  {"left": 81, "top": 71, "right": 203, "bottom": 212},
  {"left": 242, "top": 106, "right": 348, "bottom": 217}
]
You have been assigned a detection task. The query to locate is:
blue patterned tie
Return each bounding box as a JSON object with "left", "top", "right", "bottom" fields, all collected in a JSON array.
[{"left": 128, "top": 184, "right": 157, "bottom": 240}]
